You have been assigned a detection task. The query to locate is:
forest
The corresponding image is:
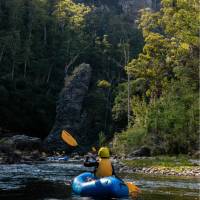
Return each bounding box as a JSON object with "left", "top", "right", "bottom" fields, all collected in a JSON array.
[{"left": 0, "top": 0, "right": 199, "bottom": 155}]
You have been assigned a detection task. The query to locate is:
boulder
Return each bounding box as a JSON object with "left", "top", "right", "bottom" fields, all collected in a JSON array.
[
  {"left": 1, "top": 135, "right": 42, "bottom": 151},
  {"left": 191, "top": 150, "right": 200, "bottom": 159},
  {"left": 30, "top": 150, "right": 41, "bottom": 160},
  {"left": 44, "top": 63, "right": 92, "bottom": 152},
  {"left": 129, "top": 146, "right": 151, "bottom": 157},
  {"left": 0, "top": 143, "right": 13, "bottom": 154}
]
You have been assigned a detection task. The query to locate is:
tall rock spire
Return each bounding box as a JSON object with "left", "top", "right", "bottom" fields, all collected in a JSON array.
[{"left": 44, "top": 63, "right": 92, "bottom": 151}]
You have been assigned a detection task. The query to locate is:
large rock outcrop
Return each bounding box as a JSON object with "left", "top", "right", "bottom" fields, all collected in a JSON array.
[
  {"left": 0, "top": 135, "right": 42, "bottom": 152},
  {"left": 44, "top": 63, "right": 92, "bottom": 151},
  {"left": 0, "top": 135, "right": 43, "bottom": 164}
]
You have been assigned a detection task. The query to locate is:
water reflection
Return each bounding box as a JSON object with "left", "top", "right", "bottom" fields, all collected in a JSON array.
[{"left": 0, "top": 162, "right": 199, "bottom": 200}]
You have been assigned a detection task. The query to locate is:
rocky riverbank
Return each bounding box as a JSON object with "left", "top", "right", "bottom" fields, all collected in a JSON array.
[
  {"left": 0, "top": 134, "right": 50, "bottom": 164},
  {"left": 113, "top": 158, "right": 200, "bottom": 177},
  {"left": 56, "top": 155, "right": 200, "bottom": 177},
  {"left": 117, "top": 164, "right": 200, "bottom": 177},
  {"left": 0, "top": 134, "right": 199, "bottom": 177}
]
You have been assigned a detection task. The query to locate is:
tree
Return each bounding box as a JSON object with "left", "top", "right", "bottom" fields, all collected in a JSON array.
[
  {"left": 0, "top": 0, "right": 92, "bottom": 136},
  {"left": 114, "top": 0, "right": 199, "bottom": 154}
]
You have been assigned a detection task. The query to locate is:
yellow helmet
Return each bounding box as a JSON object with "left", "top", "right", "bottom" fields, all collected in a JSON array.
[{"left": 98, "top": 147, "right": 110, "bottom": 158}]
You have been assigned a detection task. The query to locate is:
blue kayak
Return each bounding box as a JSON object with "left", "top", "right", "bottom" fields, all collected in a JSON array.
[{"left": 72, "top": 172, "right": 129, "bottom": 198}]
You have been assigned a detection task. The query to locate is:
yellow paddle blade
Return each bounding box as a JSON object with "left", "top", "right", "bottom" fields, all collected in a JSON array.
[
  {"left": 61, "top": 130, "right": 78, "bottom": 147},
  {"left": 126, "top": 182, "right": 141, "bottom": 194}
]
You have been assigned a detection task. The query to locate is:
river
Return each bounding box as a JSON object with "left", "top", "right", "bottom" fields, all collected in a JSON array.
[{"left": 0, "top": 161, "right": 199, "bottom": 200}]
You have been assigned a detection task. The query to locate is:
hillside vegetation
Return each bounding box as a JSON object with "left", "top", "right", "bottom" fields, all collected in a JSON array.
[{"left": 113, "top": 0, "right": 199, "bottom": 155}]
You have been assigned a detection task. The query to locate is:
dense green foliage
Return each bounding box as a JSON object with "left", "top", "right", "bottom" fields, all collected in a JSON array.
[
  {"left": 113, "top": 0, "right": 199, "bottom": 154},
  {"left": 0, "top": 0, "right": 91, "bottom": 136},
  {"left": 0, "top": 0, "right": 143, "bottom": 138}
]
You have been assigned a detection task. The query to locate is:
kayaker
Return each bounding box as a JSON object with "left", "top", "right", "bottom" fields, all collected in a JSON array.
[
  {"left": 84, "top": 147, "right": 116, "bottom": 178},
  {"left": 86, "top": 147, "right": 97, "bottom": 163}
]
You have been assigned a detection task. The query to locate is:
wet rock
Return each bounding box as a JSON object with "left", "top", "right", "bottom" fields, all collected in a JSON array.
[
  {"left": 0, "top": 135, "right": 49, "bottom": 164},
  {"left": 31, "top": 150, "right": 40, "bottom": 160},
  {"left": 189, "top": 159, "right": 200, "bottom": 166},
  {"left": 2, "top": 135, "right": 42, "bottom": 151},
  {"left": 0, "top": 156, "right": 4, "bottom": 164},
  {"left": 0, "top": 143, "right": 12, "bottom": 154},
  {"left": 23, "top": 155, "right": 32, "bottom": 161},
  {"left": 38, "top": 157, "right": 46, "bottom": 161},
  {"left": 119, "top": 166, "right": 129, "bottom": 173},
  {"left": 13, "top": 150, "right": 23, "bottom": 156},
  {"left": 4, "top": 150, "right": 22, "bottom": 164},
  {"left": 73, "top": 155, "right": 81, "bottom": 160},
  {"left": 191, "top": 150, "right": 200, "bottom": 159},
  {"left": 42, "top": 152, "right": 47, "bottom": 157}
]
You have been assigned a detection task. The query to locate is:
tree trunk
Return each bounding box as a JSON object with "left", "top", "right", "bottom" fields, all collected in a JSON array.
[
  {"left": 24, "top": 60, "right": 27, "bottom": 78},
  {"left": 127, "top": 72, "right": 131, "bottom": 127},
  {"left": 64, "top": 43, "right": 91, "bottom": 76},
  {"left": 11, "top": 62, "right": 15, "bottom": 80},
  {"left": 104, "top": 86, "right": 112, "bottom": 133},
  {"left": 47, "top": 65, "right": 53, "bottom": 83},
  {"left": 123, "top": 42, "right": 130, "bottom": 127},
  {"left": 44, "top": 24, "right": 47, "bottom": 45},
  {"left": 0, "top": 45, "right": 5, "bottom": 63}
]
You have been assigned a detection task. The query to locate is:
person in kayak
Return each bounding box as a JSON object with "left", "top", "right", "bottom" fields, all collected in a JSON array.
[
  {"left": 84, "top": 147, "right": 116, "bottom": 178},
  {"left": 86, "top": 147, "right": 98, "bottom": 163}
]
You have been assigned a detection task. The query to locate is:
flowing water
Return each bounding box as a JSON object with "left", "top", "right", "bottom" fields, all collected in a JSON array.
[{"left": 0, "top": 161, "right": 199, "bottom": 200}]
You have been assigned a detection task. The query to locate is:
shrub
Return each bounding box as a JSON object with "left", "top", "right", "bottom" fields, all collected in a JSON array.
[{"left": 112, "top": 127, "right": 146, "bottom": 155}]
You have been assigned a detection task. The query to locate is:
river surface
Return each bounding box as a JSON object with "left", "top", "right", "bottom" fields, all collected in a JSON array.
[{"left": 0, "top": 161, "right": 199, "bottom": 200}]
